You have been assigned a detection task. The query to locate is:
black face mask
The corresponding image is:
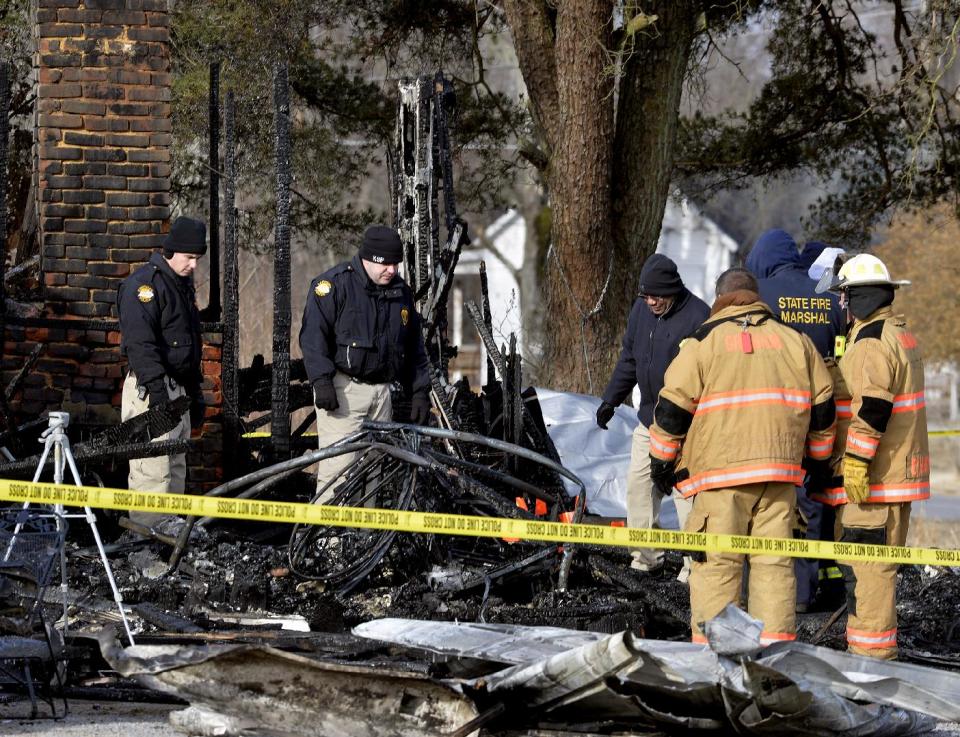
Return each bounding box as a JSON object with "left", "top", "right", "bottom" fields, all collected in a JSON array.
[{"left": 848, "top": 285, "right": 894, "bottom": 320}]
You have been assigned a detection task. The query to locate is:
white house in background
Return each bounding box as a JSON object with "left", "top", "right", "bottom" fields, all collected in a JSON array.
[
  {"left": 448, "top": 199, "right": 739, "bottom": 385},
  {"left": 657, "top": 197, "right": 739, "bottom": 303}
]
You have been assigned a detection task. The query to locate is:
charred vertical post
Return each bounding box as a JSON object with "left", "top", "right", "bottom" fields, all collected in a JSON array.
[
  {"left": 207, "top": 61, "right": 222, "bottom": 320},
  {"left": 479, "top": 261, "right": 495, "bottom": 386},
  {"left": 511, "top": 336, "right": 523, "bottom": 473},
  {"left": 0, "top": 62, "right": 8, "bottom": 354},
  {"left": 221, "top": 91, "right": 240, "bottom": 464},
  {"left": 271, "top": 64, "right": 292, "bottom": 457}
]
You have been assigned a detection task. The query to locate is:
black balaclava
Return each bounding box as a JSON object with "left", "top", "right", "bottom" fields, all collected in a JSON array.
[{"left": 848, "top": 284, "right": 895, "bottom": 320}]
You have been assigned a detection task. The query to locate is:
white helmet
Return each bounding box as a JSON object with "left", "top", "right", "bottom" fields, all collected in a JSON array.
[{"left": 828, "top": 253, "right": 910, "bottom": 291}]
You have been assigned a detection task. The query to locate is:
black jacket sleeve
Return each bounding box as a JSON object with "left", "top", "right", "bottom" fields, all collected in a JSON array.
[
  {"left": 299, "top": 277, "right": 339, "bottom": 383},
  {"left": 601, "top": 300, "right": 642, "bottom": 406},
  {"left": 118, "top": 276, "right": 167, "bottom": 387}
]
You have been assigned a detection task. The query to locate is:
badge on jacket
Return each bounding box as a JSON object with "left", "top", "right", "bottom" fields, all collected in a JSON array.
[
  {"left": 315, "top": 280, "right": 332, "bottom": 297},
  {"left": 137, "top": 285, "right": 155, "bottom": 303},
  {"left": 401, "top": 307, "right": 409, "bottom": 326}
]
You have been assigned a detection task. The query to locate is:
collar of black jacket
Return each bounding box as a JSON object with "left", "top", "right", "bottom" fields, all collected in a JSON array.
[
  {"left": 658, "top": 286, "right": 690, "bottom": 319},
  {"left": 351, "top": 254, "right": 406, "bottom": 294},
  {"left": 150, "top": 251, "right": 191, "bottom": 284}
]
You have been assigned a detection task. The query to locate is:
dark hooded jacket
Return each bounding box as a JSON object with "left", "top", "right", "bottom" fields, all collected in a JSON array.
[
  {"left": 745, "top": 229, "right": 845, "bottom": 357},
  {"left": 602, "top": 286, "right": 709, "bottom": 428}
]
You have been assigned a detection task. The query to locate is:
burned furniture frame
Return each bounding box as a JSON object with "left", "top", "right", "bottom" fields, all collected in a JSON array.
[{"left": 0, "top": 507, "right": 68, "bottom": 718}]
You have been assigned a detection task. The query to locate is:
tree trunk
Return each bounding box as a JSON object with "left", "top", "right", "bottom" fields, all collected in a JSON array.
[
  {"left": 612, "top": 1, "right": 698, "bottom": 285},
  {"left": 503, "top": 1, "right": 700, "bottom": 393}
]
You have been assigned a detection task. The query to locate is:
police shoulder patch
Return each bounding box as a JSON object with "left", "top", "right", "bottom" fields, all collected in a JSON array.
[
  {"left": 137, "top": 285, "right": 155, "bottom": 303},
  {"left": 315, "top": 280, "right": 332, "bottom": 297}
]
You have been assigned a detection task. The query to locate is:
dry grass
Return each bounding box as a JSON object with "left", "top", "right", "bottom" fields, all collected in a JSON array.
[{"left": 908, "top": 515, "right": 960, "bottom": 550}]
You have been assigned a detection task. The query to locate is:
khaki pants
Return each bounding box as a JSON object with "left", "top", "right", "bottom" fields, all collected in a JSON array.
[
  {"left": 627, "top": 423, "right": 692, "bottom": 571},
  {"left": 836, "top": 501, "right": 910, "bottom": 660},
  {"left": 121, "top": 373, "right": 190, "bottom": 526},
  {"left": 314, "top": 372, "right": 392, "bottom": 502},
  {"left": 685, "top": 482, "right": 796, "bottom": 645}
]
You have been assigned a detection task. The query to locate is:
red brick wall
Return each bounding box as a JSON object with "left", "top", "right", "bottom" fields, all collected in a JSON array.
[
  {"left": 36, "top": 0, "right": 171, "bottom": 311},
  {"left": 0, "top": 0, "right": 224, "bottom": 490}
]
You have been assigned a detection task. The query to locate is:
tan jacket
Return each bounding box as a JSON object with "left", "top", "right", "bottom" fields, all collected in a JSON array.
[
  {"left": 649, "top": 299, "right": 835, "bottom": 498},
  {"left": 810, "top": 357, "right": 851, "bottom": 505},
  {"left": 834, "top": 306, "right": 929, "bottom": 504}
]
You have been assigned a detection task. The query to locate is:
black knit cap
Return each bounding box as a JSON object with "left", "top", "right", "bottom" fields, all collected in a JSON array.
[
  {"left": 639, "top": 253, "right": 683, "bottom": 296},
  {"left": 358, "top": 225, "right": 403, "bottom": 264},
  {"left": 163, "top": 216, "right": 207, "bottom": 256}
]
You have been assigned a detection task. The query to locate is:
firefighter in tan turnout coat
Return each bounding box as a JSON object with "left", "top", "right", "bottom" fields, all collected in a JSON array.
[
  {"left": 821, "top": 253, "right": 929, "bottom": 659},
  {"left": 648, "top": 268, "right": 835, "bottom": 645}
]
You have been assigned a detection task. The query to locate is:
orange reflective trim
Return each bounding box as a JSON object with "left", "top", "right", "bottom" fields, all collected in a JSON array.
[
  {"left": 847, "top": 626, "right": 897, "bottom": 648},
  {"left": 695, "top": 387, "right": 812, "bottom": 415},
  {"left": 806, "top": 435, "right": 835, "bottom": 460},
  {"left": 649, "top": 430, "right": 680, "bottom": 460},
  {"left": 677, "top": 463, "right": 805, "bottom": 497},
  {"left": 865, "top": 482, "right": 930, "bottom": 503},
  {"left": 847, "top": 430, "right": 879, "bottom": 457},
  {"left": 810, "top": 486, "right": 846, "bottom": 506},
  {"left": 836, "top": 399, "right": 852, "bottom": 419},
  {"left": 892, "top": 391, "right": 925, "bottom": 413},
  {"left": 760, "top": 631, "right": 796, "bottom": 645}
]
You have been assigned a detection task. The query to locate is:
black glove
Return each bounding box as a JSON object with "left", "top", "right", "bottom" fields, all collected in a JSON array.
[
  {"left": 189, "top": 396, "right": 206, "bottom": 430},
  {"left": 146, "top": 379, "right": 169, "bottom": 409},
  {"left": 596, "top": 401, "right": 616, "bottom": 430},
  {"left": 650, "top": 457, "right": 676, "bottom": 497},
  {"left": 313, "top": 379, "right": 339, "bottom": 411},
  {"left": 410, "top": 393, "right": 431, "bottom": 425}
]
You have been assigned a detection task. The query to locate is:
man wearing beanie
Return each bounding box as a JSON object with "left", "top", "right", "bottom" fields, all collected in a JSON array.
[
  {"left": 117, "top": 215, "right": 207, "bottom": 528},
  {"left": 300, "top": 224, "right": 432, "bottom": 500},
  {"left": 596, "top": 253, "right": 709, "bottom": 573},
  {"left": 824, "top": 254, "right": 928, "bottom": 660}
]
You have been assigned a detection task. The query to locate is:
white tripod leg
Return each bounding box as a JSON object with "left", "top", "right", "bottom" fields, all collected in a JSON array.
[{"left": 60, "top": 435, "right": 136, "bottom": 646}]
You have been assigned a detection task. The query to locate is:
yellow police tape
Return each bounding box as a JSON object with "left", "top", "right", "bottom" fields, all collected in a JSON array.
[
  {"left": 241, "top": 429, "right": 960, "bottom": 439},
  {"left": 1, "top": 478, "right": 958, "bottom": 567}
]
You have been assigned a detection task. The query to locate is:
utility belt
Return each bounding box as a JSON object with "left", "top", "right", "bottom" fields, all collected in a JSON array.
[
  {"left": 336, "top": 366, "right": 391, "bottom": 386},
  {"left": 339, "top": 371, "right": 390, "bottom": 387}
]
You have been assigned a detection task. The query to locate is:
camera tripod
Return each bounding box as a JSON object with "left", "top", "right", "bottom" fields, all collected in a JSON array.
[{"left": 18, "top": 412, "right": 135, "bottom": 645}]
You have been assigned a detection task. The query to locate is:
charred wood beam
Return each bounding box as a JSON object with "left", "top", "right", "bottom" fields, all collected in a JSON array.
[
  {"left": 206, "top": 61, "right": 222, "bottom": 321},
  {"left": 271, "top": 63, "right": 292, "bottom": 458},
  {"left": 464, "top": 301, "right": 555, "bottom": 457},
  {"left": 0, "top": 415, "right": 47, "bottom": 445},
  {"left": 3, "top": 254, "right": 38, "bottom": 283},
  {"left": 133, "top": 601, "right": 203, "bottom": 634},
  {"left": 0, "top": 439, "right": 193, "bottom": 475},
  {"left": 4, "top": 314, "right": 222, "bottom": 333},
  {"left": 4, "top": 342, "right": 42, "bottom": 402},
  {"left": 510, "top": 335, "right": 523, "bottom": 473},
  {"left": 479, "top": 262, "right": 496, "bottom": 385},
  {"left": 0, "top": 61, "right": 8, "bottom": 341},
  {"left": 222, "top": 90, "right": 241, "bottom": 456},
  {"left": 433, "top": 72, "right": 458, "bottom": 233}
]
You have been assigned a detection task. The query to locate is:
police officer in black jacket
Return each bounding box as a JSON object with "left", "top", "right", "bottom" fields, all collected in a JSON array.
[
  {"left": 597, "top": 254, "right": 709, "bottom": 573},
  {"left": 300, "top": 224, "right": 431, "bottom": 500},
  {"left": 117, "top": 216, "right": 206, "bottom": 525}
]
